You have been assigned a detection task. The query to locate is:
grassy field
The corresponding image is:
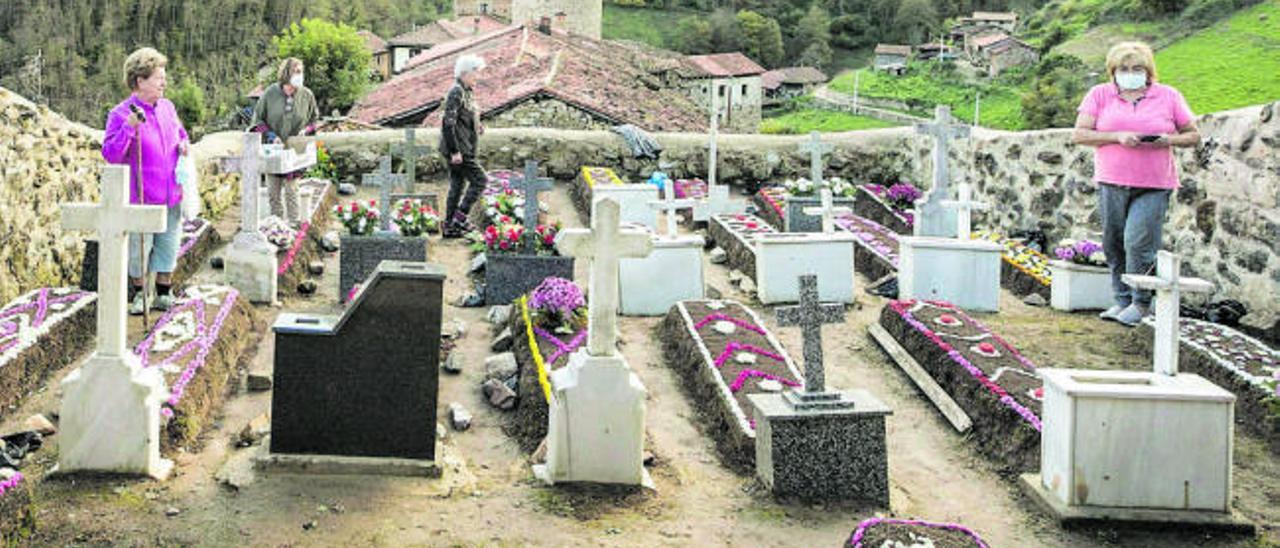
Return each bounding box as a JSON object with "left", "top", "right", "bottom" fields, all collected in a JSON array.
[
  {"left": 829, "top": 67, "right": 1027, "bottom": 130},
  {"left": 759, "top": 108, "right": 901, "bottom": 134},
  {"left": 601, "top": 4, "right": 705, "bottom": 49},
  {"left": 1156, "top": 1, "right": 1280, "bottom": 113}
]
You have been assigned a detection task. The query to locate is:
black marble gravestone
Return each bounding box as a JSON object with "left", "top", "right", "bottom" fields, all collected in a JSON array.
[{"left": 271, "top": 260, "right": 445, "bottom": 462}]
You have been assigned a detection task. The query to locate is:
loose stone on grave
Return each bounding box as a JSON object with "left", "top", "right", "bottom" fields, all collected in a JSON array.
[
  {"left": 750, "top": 274, "right": 892, "bottom": 505},
  {"left": 261, "top": 261, "right": 445, "bottom": 477},
  {"left": 898, "top": 184, "right": 1002, "bottom": 312},
  {"left": 1022, "top": 251, "right": 1251, "bottom": 531},
  {"left": 618, "top": 179, "right": 705, "bottom": 316}
]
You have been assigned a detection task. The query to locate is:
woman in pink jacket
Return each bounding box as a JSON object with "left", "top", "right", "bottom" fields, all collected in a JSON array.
[
  {"left": 1073, "top": 42, "right": 1200, "bottom": 327},
  {"left": 102, "top": 47, "right": 190, "bottom": 314}
]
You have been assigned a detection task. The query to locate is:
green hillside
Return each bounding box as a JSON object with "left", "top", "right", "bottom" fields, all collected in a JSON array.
[
  {"left": 829, "top": 68, "right": 1027, "bottom": 130},
  {"left": 1157, "top": 0, "right": 1280, "bottom": 113},
  {"left": 760, "top": 108, "right": 901, "bottom": 134}
]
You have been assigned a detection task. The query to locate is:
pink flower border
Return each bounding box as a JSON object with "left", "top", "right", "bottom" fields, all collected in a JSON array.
[
  {"left": 135, "top": 288, "right": 240, "bottom": 418},
  {"left": 848, "top": 517, "right": 989, "bottom": 547}
]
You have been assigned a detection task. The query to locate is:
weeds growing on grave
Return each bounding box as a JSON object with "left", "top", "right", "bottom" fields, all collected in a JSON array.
[
  {"left": 305, "top": 141, "right": 337, "bottom": 181},
  {"left": 333, "top": 200, "right": 379, "bottom": 236}
]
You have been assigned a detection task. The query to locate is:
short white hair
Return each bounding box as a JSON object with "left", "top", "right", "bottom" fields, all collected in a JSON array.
[{"left": 455, "top": 54, "right": 487, "bottom": 79}]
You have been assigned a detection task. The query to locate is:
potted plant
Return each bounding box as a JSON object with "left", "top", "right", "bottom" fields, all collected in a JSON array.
[
  {"left": 481, "top": 220, "right": 575, "bottom": 305},
  {"left": 782, "top": 176, "right": 857, "bottom": 233},
  {"left": 336, "top": 198, "right": 429, "bottom": 302},
  {"left": 854, "top": 182, "right": 918, "bottom": 235},
  {"left": 1049, "top": 239, "right": 1112, "bottom": 312}
]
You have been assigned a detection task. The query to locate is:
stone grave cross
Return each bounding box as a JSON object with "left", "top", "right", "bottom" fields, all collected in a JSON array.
[
  {"left": 648, "top": 178, "right": 698, "bottom": 239},
  {"left": 914, "top": 105, "right": 970, "bottom": 238},
  {"left": 1122, "top": 251, "right": 1214, "bottom": 376},
  {"left": 707, "top": 88, "right": 720, "bottom": 189},
  {"left": 776, "top": 274, "right": 846, "bottom": 396},
  {"left": 556, "top": 198, "right": 654, "bottom": 357},
  {"left": 231, "top": 133, "right": 266, "bottom": 244},
  {"left": 63, "top": 165, "right": 169, "bottom": 359},
  {"left": 940, "top": 183, "right": 987, "bottom": 241},
  {"left": 364, "top": 156, "right": 408, "bottom": 233},
  {"left": 798, "top": 131, "right": 833, "bottom": 188},
  {"left": 390, "top": 128, "right": 431, "bottom": 185},
  {"left": 512, "top": 159, "right": 554, "bottom": 252},
  {"left": 801, "top": 188, "right": 853, "bottom": 235}
]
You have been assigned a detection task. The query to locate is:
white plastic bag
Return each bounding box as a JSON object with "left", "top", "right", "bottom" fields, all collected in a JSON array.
[{"left": 176, "top": 155, "right": 201, "bottom": 220}]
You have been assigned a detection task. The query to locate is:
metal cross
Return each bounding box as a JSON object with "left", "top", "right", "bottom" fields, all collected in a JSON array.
[
  {"left": 512, "top": 159, "right": 554, "bottom": 252},
  {"left": 776, "top": 274, "right": 845, "bottom": 394}
]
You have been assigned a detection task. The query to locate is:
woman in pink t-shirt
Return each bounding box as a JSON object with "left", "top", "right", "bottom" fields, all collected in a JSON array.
[{"left": 1072, "top": 42, "right": 1200, "bottom": 326}]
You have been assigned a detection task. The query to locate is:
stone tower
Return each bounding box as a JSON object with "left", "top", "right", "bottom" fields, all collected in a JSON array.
[
  {"left": 455, "top": 0, "right": 601, "bottom": 40},
  {"left": 455, "top": 0, "right": 513, "bottom": 21}
]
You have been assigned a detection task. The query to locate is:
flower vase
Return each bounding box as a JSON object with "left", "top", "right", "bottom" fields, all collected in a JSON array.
[{"left": 1049, "top": 260, "right": 1113, "bottom": 312}]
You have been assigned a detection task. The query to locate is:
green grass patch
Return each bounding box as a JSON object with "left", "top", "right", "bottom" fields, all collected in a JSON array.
[
  {"left": 760, "top": 108, "right": 900, "bottom": 134},
  {"left": 829, "top": 67, "right": 1027, "bottom": 130},
  {"left": 601, "top": 4, "right": 705, "bottom": 49},
  {"left": 1156, "top": 0, "right": 1280, "bottom": 113}
]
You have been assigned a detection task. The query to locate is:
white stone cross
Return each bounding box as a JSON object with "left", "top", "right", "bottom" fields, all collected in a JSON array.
[
  {"left": 364, "top": 156, "right": 408, "bottom": 232},
  {"left": 1122, "top": 251, "right": 1215, "bottom": 376},
  {"left": 776, "top": 274, "right": 845, "bottom": 394},
  {"left": 390, "top": 128, "right": 431, "bottom": 185},
  {"left": 62, "top": 165, "right": 169, "bottom": 358},
  {"left": 556, "top": 198, "right": 654, "bottom": 357},
  {"left": 915, "top": 105, "right": 970, "bottom": 197},
  {"left": 648, "top": 178, "right": 698, "bottom": 239},
  {"left": 797, "top": 131, "right": 833, "bottom": 187},
  {"left": 513, "top": 159, "right": 554, "bottom": 252},
  {"left": 940, "top": 183, "right": 987, "bottom": 241},
  {"left": 801, "top": 188, "right": 853, "bottom": 235},
  {"left": 237, "top": 133, "right": 264, "bottom": 237},
  {"left": 707, "top": 89, "right": 720, "bottom": 189}
]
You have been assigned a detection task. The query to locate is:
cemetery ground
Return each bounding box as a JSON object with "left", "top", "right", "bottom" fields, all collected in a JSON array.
[{"left": 3, "top": 180, "right": 1279, "bottom": 546}]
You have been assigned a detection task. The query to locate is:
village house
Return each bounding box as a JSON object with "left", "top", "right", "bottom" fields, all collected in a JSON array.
[
  {"left": 384, "top": 16, "right": 509, "bottom": 75},
  {"left": 967, "top": 34, "right": 1039, "bottom": 76},
  {"left": 873, "top": 44, "right": 912, "bottom": 75},
  {"left": 455, "top": 0, "right": 602, "bottom": 39},
  {"left": 959, "top": 11, "right": 1018, "bottom": 33},
  {"left": 761, "top": 67, "right": 828, "bottom": 105},
  {"left": 915, "top": 42, "right": 958, "bottom": 62},
  {"left": 358, "top": 31, "right": 392, "bottom": 80},
  {"left": 683, "top": 53, "right": 766, "bottom": 132}
]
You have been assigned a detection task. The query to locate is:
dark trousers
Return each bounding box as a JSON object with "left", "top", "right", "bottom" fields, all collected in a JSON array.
[{"left": 445, "top": 157, "right": 486, "bottom": 224}]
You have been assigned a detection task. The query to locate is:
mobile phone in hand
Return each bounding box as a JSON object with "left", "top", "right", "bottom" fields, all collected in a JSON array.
[{"left": 1139, "top": 134, "right": 1160, "bottom": 143}]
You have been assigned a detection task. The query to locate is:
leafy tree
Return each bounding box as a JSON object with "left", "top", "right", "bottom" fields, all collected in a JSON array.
[
  {"left": 1021, "top": 55, "right": 1091, "bottom": 129},
  {"left": 168, "top": 76, "right": 208, "bottom": 128},
  {"left": 794, "top": 4, "right": 833, "bottom": 67},
  {"left": 673, "top": 15, "right": 714, "bottom": 53},
  {"left": 708, "top": 8, "right": 743, "bottom": 52},
  {"left": 892, "top": 0, "right": 938, "bottom": 45},
  {"left": 830, "top": 14, "right": 873, "bottom": 50},
  {"left": 736, "top": 10, "right": 785, "bottom": 68},
  {"left": 273, "top": 18, "right": 373, "bottom": 114}
]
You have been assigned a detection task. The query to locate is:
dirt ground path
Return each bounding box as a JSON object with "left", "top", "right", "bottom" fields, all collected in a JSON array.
[{"left": 9, "top": 178, "right": 1278, "bottom": 547}]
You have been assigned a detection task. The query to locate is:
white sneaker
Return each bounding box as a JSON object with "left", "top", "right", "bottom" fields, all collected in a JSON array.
[
  {"left": 1114, "top": 303, "right": 1150, "bottom": 327},
  {"left": 129, "top": 292, "right": 147, "bottom": 316},
  {"left": 1098, "top": 304, "right": 1126, "bottom": 321},
  {"left": 153, "top": 294, "right": 175, "bottom": 312}
]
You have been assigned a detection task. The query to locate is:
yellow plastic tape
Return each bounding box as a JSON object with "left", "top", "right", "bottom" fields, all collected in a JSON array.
[{"left": 520, "top": 295, "right": 554, "bottom": 403}]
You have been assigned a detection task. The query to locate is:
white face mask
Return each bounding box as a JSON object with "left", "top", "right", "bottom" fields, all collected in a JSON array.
[
  {"left": 1115, "top": 70, "right": 1147, "bottom": 91},
  {"left": 290, "top": 73, "right": 304, "bottom": 88}
]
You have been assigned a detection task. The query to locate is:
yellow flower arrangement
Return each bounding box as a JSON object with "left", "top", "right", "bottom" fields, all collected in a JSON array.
[
  {"left": 973, "top": 230, "right": 1053, "bottom": 286},
  {"left": 580, "top": 166, "right": 624, "bottom": 189}
]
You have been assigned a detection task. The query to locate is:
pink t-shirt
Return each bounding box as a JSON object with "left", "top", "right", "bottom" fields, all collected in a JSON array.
[{"left": 1077, "top": 83, "right": 1195, "bottom": 189}]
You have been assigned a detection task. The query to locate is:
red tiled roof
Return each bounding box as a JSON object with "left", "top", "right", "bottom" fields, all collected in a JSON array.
[
  {"left": 685, "top": 53, "right": 766, "bottom": 77},
  {"left": 388, "top": 25, "right": 456, "bottom": 47},
  {"left": 972, "top": 33, "right": 1011, "bottom": 48},
  {"left": 874, "top": 44, "right": 912, "bottom": 57},
  {"left": 359, "top": 30, "right": 388, "bottom": 53},
  {"left": 349, "top": 26, "right": 708, "bottom": 132},
  {"left": 761, "top": 67, "right": 828, "bottom": 90},
  {"left": 437, "top": 15, "right": 509, "bottom": 39}
]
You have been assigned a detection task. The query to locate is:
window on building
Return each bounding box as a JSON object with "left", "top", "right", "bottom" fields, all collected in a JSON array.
[
  {"left": 741, "top": 84, "right": 748, "bottom": 96},
  {"left": 718, "top": 84, "right": 726, "bottom": 97},
  {"left": 481, "top": 3, "right": 489, "bottom": 14}
]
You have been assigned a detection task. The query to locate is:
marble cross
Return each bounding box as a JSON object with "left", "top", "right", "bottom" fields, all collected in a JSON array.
[
  {"left": 801, "top": 188, "right": 853, "bottom": 235},
  {"left": 913, "top": 106, "right": 970, "bottom": 237},
  {"left": 390, "top": 128, "right": 431, "bottom": 185},
  {"left": 1122, "top": 251, "right": 1214, "bottom": 376},
  {"left": 797, "top": 131, "right": 833, "bottom": 188},
  {"left": 940, "top": 183, "right": 987, "bottom": 241},
  {"left": 512, "top": 159, "right": 553, "bottom": 252},
  {"left": 556, "top": 198, "right": 654, "bottom": 357},
  {"left": 648, "top": 178, "right": 697, "bottom": 239},
  {"left": 776, "top": 274, "right": 845, "bottom": 394},
  {"left": 61, "top": 165, "right": 168, "bottom": 359},
  {"left": 707, "top": 89, "right": 720, "bottom": 189},
  {"left": 363, "top": 156, "right": 408, "bottom": 232},
  {"left": 235, "top": 133, "right": 265, "bottom": 238}
]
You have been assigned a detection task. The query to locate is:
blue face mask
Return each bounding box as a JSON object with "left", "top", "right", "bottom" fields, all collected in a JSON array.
[{"left": 1115, "top": 70, "right": 1147, "bottom": 90}]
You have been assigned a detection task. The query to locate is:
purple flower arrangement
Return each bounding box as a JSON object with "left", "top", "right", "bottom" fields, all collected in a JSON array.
[
  {"left": 885, "top": 183, "right": 922, "bottom": 211},
  {"left": 528, "top": 277, "right": 587, "bottom": 331},
  {"left": 1053, "top": 239, "right": 1107, "bottom": 267}
]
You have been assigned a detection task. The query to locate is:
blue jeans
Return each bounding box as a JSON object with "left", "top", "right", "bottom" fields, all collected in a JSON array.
[
  {"left": 1098, "top": 183, "right": 1170, "bottom": 308},
  {"left": 129, "top": 205, "right": 182, "bottom": 279}
]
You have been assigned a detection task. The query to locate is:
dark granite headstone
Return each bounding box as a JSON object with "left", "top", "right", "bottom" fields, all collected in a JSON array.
[
  {"left": 784, "top": 195, "right": 856, "bottom": 233},
  {"left": 484, "top": 254, "right": 575, "bottom": 305},
  {"left": 271, "top": 261, "right": 445, "bottom": 461},
  {"left": 339, "top": 235, "right": 428, "bottom": 301}
]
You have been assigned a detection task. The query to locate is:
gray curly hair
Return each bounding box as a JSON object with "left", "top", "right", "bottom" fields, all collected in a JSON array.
[{"left": 454, "top": 54, "right": 487, "bottom": 79}]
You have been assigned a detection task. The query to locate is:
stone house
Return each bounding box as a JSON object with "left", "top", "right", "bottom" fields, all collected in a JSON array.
[
  {"left": 456, "top": 0, "right": 602, "bottom": 39},
  {"left": 915, "top": 43, "right": 958, "bottom": 62},
  {"left": 761, "top": 67, "right": 828, "bottom": 105},
  {"left": 873, "top": 44, "right": 911, "bottom": 75},
  {"left": 683, "top": 53, "right": 767, "bottom": 132},
  {"left": 968, "top": 34, "right": 1040, "bottom": 76},
  {"left": 385, "top": 16, "right": 509, "bottom": 75},
  {"left": 349, "top": 25, "right": 706, "bottom": 132},
  {"left": 959, "top": 11, "right": 1017, "bottom": 33}
]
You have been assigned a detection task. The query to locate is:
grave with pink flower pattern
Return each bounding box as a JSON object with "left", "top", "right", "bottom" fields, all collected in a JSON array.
[
  {"left": 275, "top": 178, "right": 337, "bottom": 295},
  {"left": 847, "top": 517, "right": 989, "bottom": 548},
  {"left": 660, "top": 300, "right": 804, "bottom": 472},
  {"left": 0, "top": 288, "right": 96, "bottom": 414},
  {"left": 879, "top": 300, "right": 1044, "bottom": 471},
  {"left": 835, "top": 213, "right": 900, "bottom": 282}
]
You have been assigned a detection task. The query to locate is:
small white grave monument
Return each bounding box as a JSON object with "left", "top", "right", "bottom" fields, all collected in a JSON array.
[
  {"left": 913, "top": 106, "right": 969, "bottom": 238},
  {"left": 755, "top": 189, "right": 856, "bottom": 304},
  {"left": 225, "top": 133, "right": 280, "bottom": 303},
  {"left": 692, "top": 90, "right": 736, "bottom": 222},
  {"left": 619, "top": 179, "right": 705, "bottom": 316},
  {"left": 536, "top": 198, "right": 654, "bottom": 487},
  {"left": 1023, "top": 251, "right": 1247, "bottom": 529},
  {"left": 898, "top": 183, "right": 1002, "bottom": 312},
  {"left": 593, "top": 182, "right": 659, "bottom": 230},
  {"left": 58, "top": 165, "right": 174, "bottom": 479}
]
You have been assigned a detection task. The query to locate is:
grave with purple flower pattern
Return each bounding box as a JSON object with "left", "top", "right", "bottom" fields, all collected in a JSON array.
[
  {"left": 853, "top": 183, "right": 918, "bottom": 235},
  {"left": 505, "top": 277, "right": 590, "bottom": 451}
]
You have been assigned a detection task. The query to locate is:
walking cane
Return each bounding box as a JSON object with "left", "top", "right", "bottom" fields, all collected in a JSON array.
[{"left": 129, "top": 103, "right": 151, "bottom": 330}]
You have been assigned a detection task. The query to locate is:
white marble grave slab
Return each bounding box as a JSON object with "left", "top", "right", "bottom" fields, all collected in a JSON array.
[
  {"left": 754, "top": 233, "right": 856, "bottom": 304},
  {"left": 1050, "top": 260, "right": 1114, "bottom": 312},
  {"left": 620, "top": 230, "right": 706, "bottom": 316},
  {"left": 899, "top": 236, "right": 1002, "bottom": 312},
  {"left": 594, "top": 184, "right": 659, "bottom": 230}
]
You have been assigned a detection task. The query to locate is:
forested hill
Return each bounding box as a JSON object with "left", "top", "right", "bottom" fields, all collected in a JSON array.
[{"left": 0, "top": 0, "right": 447, "bottom": 129}]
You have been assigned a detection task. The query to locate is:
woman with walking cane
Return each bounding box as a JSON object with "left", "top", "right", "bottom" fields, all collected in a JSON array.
[{"left": 102, "top": 47, "right": 191, "bottom": 317}]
